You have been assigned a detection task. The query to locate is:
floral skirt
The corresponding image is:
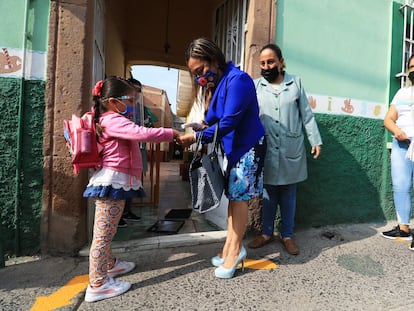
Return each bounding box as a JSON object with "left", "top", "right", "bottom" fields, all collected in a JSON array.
[{"left": 227, "top": 136, "right": 266, "bottom": 201}]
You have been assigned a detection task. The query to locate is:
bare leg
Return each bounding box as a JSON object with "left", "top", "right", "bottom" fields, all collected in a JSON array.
[
  {"left": 222, "top": 200, "right": 248, "bottom": 269},
  {"left": 218, "top": 203, "right": 235, "bottom": 258}
]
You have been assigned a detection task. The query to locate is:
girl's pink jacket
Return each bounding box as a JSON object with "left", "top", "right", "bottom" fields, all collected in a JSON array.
[{"left": 99, "top": 112, "right": 174, "bottom": 179}]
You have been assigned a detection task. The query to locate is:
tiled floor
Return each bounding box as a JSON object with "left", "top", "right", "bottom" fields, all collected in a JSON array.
[{"left": 113, "top": 160, "right": 221, "bottom": 241}]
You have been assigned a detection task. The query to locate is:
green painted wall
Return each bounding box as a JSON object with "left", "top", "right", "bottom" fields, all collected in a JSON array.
[
  {"left": 275, "top": 0, "right": 403, "bottom": 228},
  {"left": 0, "top": 79, "right": 46, "bottom": 256},
  {"left": 296, "top": 115, "right": 389, "bottom": 226},
  {"left": 0, "top": 0, "right": 49, "bottom": 52},
  {"left": 276, "top": 0, "right": 392, "bottom": 102},
  {"left": 0, "top": 1, "right": 27, "bottom": 48},
  {"left": 0, "top": 0, "right": 49, "bottom": 257}
]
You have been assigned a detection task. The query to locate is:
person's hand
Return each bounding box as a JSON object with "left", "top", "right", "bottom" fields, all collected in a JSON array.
[
  {"left": 176, "top": 133, "right": 196, "bottom": 147},
  {"left": 172, "top": 129, "right": 181, "bottom": 140},
  {"left": 311, "top": 145, "right": 321, "bottom": 159},
  {"left": 181, "top": 121, "right": 208, "bottom": 131},
  {"left": 394, "top": 128, "right": 409, "bottom": 142}
]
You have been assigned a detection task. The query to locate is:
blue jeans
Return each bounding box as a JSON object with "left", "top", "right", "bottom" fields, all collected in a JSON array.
[
  {"left": 391, "top": 138, "right": 414, "bottom": 225},
  {"left": 261, "top": 184, "right": 297, "bottom": 238}
]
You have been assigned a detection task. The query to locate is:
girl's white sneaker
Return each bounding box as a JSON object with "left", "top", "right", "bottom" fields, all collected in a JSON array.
[{"left": 85, "top": 277, "right": 131, "bottom": 302}]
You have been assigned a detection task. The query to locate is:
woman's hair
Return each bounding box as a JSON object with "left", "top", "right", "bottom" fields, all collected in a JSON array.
[
  {"left": 92, "top": 76, "right": 134, "bottom": 136},
  {"left": 406, "top": 55, "right": 414, "bottom": 87},
  {"left": 185, "top": 37, "right": 227, "bottom": 71},
  {"left": 185, "top": 37, "right": 227, "bottom": 110},
  {"left": 260, "top": 43, "right": 286, "bottom": 70}
]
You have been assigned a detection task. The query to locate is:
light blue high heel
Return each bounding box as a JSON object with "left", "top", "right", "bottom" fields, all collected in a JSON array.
[
  {"left": 214, "top": 246, "right": 247, "bottom": 279},
  {"left": 211, "top": 255, "right": 225, "bottom": 267}
]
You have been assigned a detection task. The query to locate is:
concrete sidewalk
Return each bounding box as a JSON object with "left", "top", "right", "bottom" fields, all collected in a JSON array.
[{"left": 2, "top": 221, "right": 414, "bottom": 311}]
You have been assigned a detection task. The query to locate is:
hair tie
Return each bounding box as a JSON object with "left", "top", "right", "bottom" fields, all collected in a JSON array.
[{"left": 92, "top": 80, "right": 104, "bottom": 97}]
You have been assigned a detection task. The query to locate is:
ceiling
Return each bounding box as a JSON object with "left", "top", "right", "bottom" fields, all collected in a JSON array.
[
  {"left": 106, "top": 0, "right": 223, "bottom": 71},
  {"left": 105, "top": 0, "right": 225, "bottom": 117}
]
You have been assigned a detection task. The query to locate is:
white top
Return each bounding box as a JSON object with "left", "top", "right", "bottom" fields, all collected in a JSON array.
[
  {"left": 270, "top": 82, "right": 281, "bottom": 93},
  {"left": 87, "top": 167, "right": 143, "bottom": 191},
  {"left": 392, "top": 86, "right": 414, "bottom": 138}
]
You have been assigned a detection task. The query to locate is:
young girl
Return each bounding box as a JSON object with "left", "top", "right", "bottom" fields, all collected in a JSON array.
[{"left": 83, "top": 76, "right": 180, "bottom": 302}]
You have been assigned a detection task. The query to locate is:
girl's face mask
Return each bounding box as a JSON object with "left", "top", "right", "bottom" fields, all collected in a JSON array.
[
  {"left": 195, "top": 70, "right": 219, "bottom": 89},
  {"left": 115, "top": 96, "right": 135, "bottom": 119}
]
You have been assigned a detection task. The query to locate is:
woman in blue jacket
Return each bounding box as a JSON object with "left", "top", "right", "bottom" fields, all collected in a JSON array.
[{"left": 178, "top": 38, "right": 266, "bottom": 279}]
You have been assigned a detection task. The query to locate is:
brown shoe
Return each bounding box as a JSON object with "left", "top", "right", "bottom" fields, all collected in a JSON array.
[
  {"left": 247, "top": 235, "right": 275, "bottom": 249},
  {"left": 280, "top": 237, "right": 299, "bottom": 255}
]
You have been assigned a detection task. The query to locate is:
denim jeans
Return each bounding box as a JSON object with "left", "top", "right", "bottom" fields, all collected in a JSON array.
[
  {"left": 261, "top": 184, "right": 297, "bottom": 238},
  {"left": 391, "top": 138, "right": 414, "bottom": 225}
]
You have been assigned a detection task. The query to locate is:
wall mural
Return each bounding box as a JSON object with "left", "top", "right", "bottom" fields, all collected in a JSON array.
[
  {"left": 308, "top": 94, "right": 386, "bottom": 120},
  {"left": 0, "top": 47, "right": 46, "bottom": 80},
  {"left": 0, "top": 48, "right": 21, "bottom": 74},
  {"left": 0, "top": 47, "right": 387, "bottom": 119}
]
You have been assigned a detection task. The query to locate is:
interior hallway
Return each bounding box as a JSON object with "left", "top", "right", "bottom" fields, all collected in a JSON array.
[{"left": 113, "top": 160, "right": 221, "bottom": 241}]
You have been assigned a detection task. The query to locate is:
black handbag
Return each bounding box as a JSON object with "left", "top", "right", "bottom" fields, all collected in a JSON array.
[{"left": 189, "top": 126, "right": 225, "bottom": 213}]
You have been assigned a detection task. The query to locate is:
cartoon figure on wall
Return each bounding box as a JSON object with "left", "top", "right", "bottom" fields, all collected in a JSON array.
[
  {"left": 342, "top": 98, "right": 354, "bottom": 114},
  {"left": 373, "top": 105, "right": 381, "bottom": 116},
  {"left": 308, "top": 96, "right": 317, "bottom": 109},
  {"left": 327, "top": 96, "right": 332, "bottom": 111},
  {"left": 0, "top": 48, "right": 22, "bottom": 74}
]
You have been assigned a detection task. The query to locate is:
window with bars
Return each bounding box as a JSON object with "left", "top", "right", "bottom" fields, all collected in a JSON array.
[
  {"left": 397, "top": 0, "right": 414, "bottom": 87},
  {"left": 214, "top": 0, "right": 248, "bottom": 69}
]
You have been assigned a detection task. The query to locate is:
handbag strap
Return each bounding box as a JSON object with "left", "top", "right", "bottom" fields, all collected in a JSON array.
[
  {"left": 191, "top": 125, "right": 220, "bottom": 160},
  {"left": 212, "top": 124, "right": 219, "bottom": 146},
  {"left": 211, "top": 125, "right": 224, "bottom": 155}
]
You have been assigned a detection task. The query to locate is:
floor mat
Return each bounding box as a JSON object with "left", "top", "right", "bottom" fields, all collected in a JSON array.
[
  {"left": 147, "top": 220, "right": 185, "bottom": 234},
  {"left": 113, "top": 226, "right": 134, "bottom": 241},
  {"left": 164, "top": 209, "right": 192, "bottom": 220}
]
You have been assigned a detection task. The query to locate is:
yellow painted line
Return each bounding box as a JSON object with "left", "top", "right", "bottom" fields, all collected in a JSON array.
[
  {"left": 239, "top": 258, "right": 278, "bottom": 270},
  {"left": 31, "top": 274, "right": 89, "bottom": 311},
  {"left": 395, "top": 237, "right": 409, "bottom": 243},
  {"left": 29, "top": 258, "right": 276, "bottom": 311}
]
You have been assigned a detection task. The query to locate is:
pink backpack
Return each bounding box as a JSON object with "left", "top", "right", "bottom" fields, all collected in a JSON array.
[{"left": 63, "top": 111, "right": 103, "bottom": 174}]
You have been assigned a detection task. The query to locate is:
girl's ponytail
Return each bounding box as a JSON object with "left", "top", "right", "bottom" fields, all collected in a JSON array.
[
  {"left": 93, "top": 98, "right": 104, "bottom": 137},
  {"left": 92, "top": 80, "right": 105, "bottom": 137}
]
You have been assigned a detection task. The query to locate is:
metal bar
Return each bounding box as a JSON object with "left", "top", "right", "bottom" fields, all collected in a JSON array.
[
  {"left": 402, "top": 5, "right": 408, "bottom": 87},
  {"left": 234, "top": 0, "right": 239, "bottom": 65},
  {"left": 405, "top": 38, "right": 414, "bottom": 44},
  {"left": 13, "top": 0, "right": 30, "bottom": 256},
  {"left": 230, "top": 0, "right": 235, "bottom": 63},
  {"left": 240, "top": 0, "right": 247, "bottom": 70},
  {"left": 154, "top": 144, "right": 161, "bottom": 206},
  {"left": 410, "top": 7, "right": 413, "bottom": 58}
]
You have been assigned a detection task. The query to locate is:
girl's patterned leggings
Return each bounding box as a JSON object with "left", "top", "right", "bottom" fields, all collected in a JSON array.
[{"left": 89, "top": 198, "right": 125, "bottom": 287}]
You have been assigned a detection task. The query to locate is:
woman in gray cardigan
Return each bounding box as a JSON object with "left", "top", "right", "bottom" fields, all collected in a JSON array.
[{"left": 247, "top": 43, "right": 322, "bottom": 255}]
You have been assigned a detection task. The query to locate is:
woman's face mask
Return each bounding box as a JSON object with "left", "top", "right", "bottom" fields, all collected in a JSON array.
[
  {"left": 261, "top": 67, "right": 280, "bottom": 83},
  {"left": 409, "top": 71, "right": 414, "bottom": 84},
  {"left": 195, "top": 70, "right": 219, "bottom": 89}
]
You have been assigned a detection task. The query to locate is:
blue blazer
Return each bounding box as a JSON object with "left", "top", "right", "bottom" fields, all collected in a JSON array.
[{"left": 199, "top": 62, "right": 265, "bottom": 167}]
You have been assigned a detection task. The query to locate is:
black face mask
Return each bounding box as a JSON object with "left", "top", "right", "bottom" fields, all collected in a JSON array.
[
  {"left": 409, "top": 71, "right": 414, "bottom": 84},
  {"left": 261, "top": 67, "right": 280, "bottom": 82}
]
